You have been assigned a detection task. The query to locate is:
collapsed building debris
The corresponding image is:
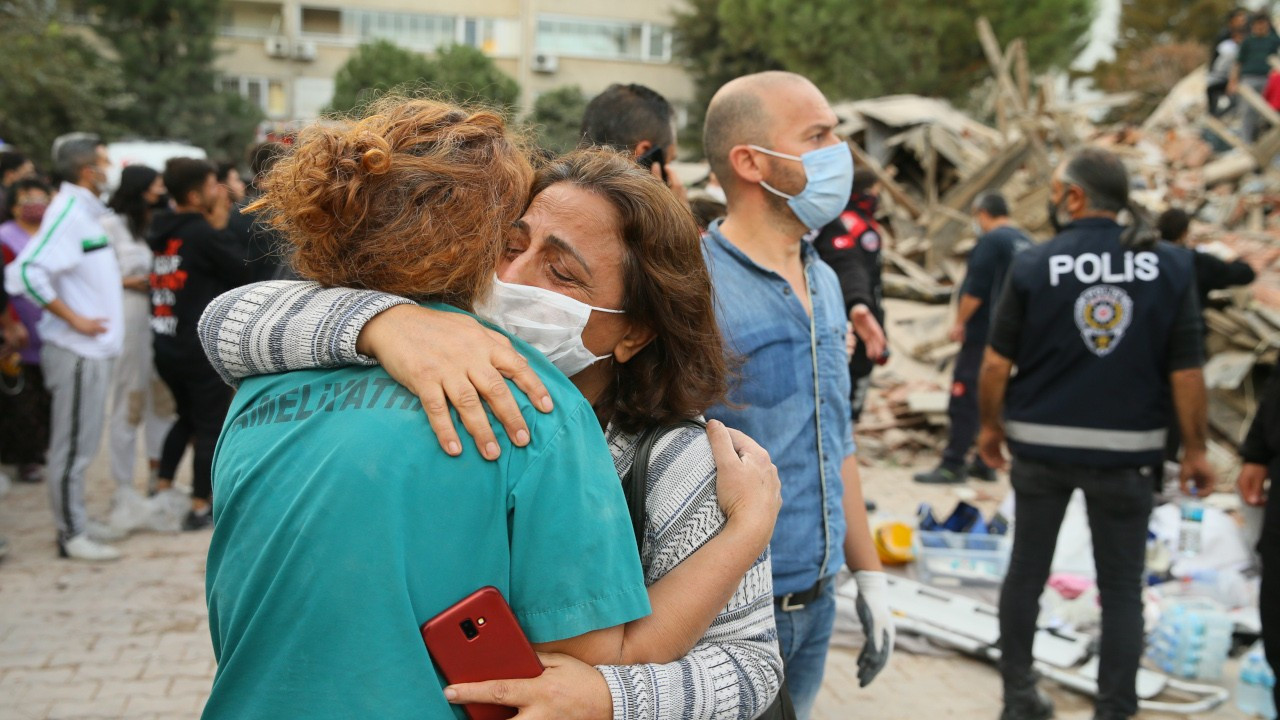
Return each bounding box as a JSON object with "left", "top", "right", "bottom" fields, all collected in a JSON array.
[{"left": 835, "top": 17, "right": 1280, "bottom": 463}]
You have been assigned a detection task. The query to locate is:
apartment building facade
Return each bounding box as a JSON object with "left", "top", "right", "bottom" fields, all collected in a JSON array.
[{"left": 216, "top": 0, "right": 694, "bottom": 127}]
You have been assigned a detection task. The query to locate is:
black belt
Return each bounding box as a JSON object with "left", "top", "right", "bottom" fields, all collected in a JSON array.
[{"left": 774, "top": 575, "right": 831, "bottom": 612}]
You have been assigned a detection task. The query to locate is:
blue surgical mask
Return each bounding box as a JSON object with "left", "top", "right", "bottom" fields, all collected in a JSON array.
[{"left": 750, "top": 142, "right": 854, "bottom": 230}]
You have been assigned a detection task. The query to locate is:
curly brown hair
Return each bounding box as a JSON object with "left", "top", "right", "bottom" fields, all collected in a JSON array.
[
  {"left": 248, "top": 96, "right": 533, "bottom": 308},
  {"left": 533, "top": 150, "right": 730, "bottom": 432}
]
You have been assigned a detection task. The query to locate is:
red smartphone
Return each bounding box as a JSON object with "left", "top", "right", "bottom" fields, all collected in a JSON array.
[{"left": 421, "top": 586, "right": 544, "bottom": 720}]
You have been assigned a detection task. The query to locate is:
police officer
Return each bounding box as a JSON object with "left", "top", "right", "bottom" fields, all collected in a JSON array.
[
  {"left": 916, "top": 191, "right": 1030, "bottom": 485},
  {"left": 812, "top": 169, "right": 887, "bottom": 421},
  {"left": 977, "top": 147, "right": 1215, "bottom": 720}
]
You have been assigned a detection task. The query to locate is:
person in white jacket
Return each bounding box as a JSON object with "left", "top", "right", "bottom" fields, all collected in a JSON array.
[
  {"left": 3, "top": 133, "right": 124, "bottom": 561},
  {"left": 102, "top": 166, "right": 174, "bottom": 504}
]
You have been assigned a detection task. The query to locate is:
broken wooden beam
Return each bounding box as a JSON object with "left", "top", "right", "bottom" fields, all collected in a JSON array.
[{"left": 847, "top": 141, "right": 925, "bottom": 219}]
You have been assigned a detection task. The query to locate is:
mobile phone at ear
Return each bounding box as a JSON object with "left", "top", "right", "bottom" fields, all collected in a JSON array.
[
  {"left": 421, "top": 586, "right": 543, "bottom": 720},
  {"left": 637, "top": 144, "right": 668, "bottom": 182}
]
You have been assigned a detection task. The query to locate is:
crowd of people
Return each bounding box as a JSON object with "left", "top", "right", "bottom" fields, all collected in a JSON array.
[
  {"left": 1, "top": 39, "right": 1279, "bottom": 720},
  {"left": 0, "top": 136, "right": 290, "bottom": 560}
]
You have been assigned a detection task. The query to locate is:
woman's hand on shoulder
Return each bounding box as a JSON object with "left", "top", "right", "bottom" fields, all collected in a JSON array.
[
  {"left": 707, "top": 420, "right": 781, "bottom": 552},
  {"left": 358, "top": 304, "right": 555, "bottom": 460}
]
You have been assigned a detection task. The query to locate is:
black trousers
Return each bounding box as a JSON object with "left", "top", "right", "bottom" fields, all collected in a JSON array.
[
  {"left": 943, "top": 334, "right": 985, "bottom": 467},
  {"left": 154, "top": 355, "right": 231, "bottom": 502},
  {"left": 1207, "top": 81, "right": 1230, "bottom": 117},
  {"left": 1261, "top": 482, "right": 1280, "bottom": 711},
  {"left": 999, "top": 457, "right": 1152, "bottom": 718}
]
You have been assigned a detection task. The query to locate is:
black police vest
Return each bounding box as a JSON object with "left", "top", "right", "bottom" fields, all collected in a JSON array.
[{"left": 1003, "top": 218, "right": 1195, "bottom": 468}]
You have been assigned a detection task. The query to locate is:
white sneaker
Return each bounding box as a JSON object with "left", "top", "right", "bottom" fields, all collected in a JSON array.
[{"left": 59, "top": 534, "right": 122, "bottom": 562}]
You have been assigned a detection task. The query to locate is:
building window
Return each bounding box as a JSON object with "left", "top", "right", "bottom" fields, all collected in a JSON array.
[
  {"left": 222, "top": 76, "right": 288, "bottom": 118},
  {"left": 342, "top": 9, "right": 457, "bottom": 52},
  {"left": 535, "top": 15, "right": 672, "bottom": 63}
]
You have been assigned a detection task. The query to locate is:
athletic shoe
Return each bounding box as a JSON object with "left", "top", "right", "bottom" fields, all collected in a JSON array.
[
  {"left": 913, "top": 464, "right": 966, "bottom": 485},
  {"left": 182, "top": 508, "right": 213, "bottom": 532},
  {"left": 999, "top": 686, "right": 1054, "bottom": 720},
  {"left": 968, "top": 459, "right": 998, "bottom": 483},
  {"left": 59, "top": 534, "right": 122, "bottom": 562},
  {"left": 19, "top": 464, "right": 44, "bottom": 484}
]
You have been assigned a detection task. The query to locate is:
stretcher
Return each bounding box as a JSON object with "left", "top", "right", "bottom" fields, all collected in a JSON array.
[{"left": 877, "top": 576, "right": 1231, "bottom": 714}]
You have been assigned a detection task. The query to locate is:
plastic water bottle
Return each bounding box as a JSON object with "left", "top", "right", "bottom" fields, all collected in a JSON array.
[
  {"left": 1239, "top": 647, "right": 1278, "bottom": 719},
  {"left": 1178, "top": 488, "right": 1204, "bottom": 558}
]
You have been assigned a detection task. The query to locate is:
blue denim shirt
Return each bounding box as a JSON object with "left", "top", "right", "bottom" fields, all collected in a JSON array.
[{"left": 703, "top": 220, "right": 854, "bottom": 595}]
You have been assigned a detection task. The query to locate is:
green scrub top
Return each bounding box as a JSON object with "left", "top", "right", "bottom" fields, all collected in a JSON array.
[{"left": 202, "top": 304, "right": 651, "bottom": 719}]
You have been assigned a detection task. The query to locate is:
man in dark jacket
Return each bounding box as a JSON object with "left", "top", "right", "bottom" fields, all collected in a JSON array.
[
  {"left": 916, "top": 191, "right": 1030, "bottom": 485},
  {"left": 812, "top": 170, "right": 887, "bottom": 421},
  {"left": 979, "top": 147, "right": 1215, "bottom": 720},
  {"left": 1239, "top": 373, "right": 1280, "bottom": 713},
  {"left": 1157, "top": 208, "right": 1256, "bottom": 314},
  {"left": 150, "top": 158, "right": 254, "bottom": 530}
]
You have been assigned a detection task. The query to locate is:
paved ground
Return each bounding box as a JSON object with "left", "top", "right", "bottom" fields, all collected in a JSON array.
[{"left": 0, "top": 430, "right": 1248, "bottom": 719}]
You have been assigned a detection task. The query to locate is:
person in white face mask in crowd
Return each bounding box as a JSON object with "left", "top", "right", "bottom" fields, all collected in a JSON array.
[{"left": 197, "top": 97, "right": 786, "bottom": 720}]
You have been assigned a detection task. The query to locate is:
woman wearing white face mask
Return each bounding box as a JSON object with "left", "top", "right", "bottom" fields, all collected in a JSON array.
[{"left": 199, "top": 148, "right": 789, "bottom": 720}]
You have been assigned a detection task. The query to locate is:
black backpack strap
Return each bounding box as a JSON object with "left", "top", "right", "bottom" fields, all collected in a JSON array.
[{"left": 623, "top": 419, "right": 706, "bottom": 551}]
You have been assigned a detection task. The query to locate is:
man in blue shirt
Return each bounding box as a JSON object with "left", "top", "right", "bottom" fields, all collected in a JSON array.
[
  {"left": 916, "top": 191, "right": 1030, "bottom": 485},
  {"left": 701, "top": 71, "right": 892, "bottom": 719}
]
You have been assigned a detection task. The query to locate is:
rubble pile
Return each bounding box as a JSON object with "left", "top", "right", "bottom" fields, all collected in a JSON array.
[{"left": 841, "top": 18, "right": 1280, "bottom": 460}]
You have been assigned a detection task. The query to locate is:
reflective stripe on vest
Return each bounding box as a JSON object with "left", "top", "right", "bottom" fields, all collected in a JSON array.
[{"left": 1005, "top": 421, "right": 1166, "bottom": 453}]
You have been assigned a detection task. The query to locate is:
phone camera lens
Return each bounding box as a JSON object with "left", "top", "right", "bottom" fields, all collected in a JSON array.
[{"left": 460, "top": 619, "right": 479, "bottom": 640}]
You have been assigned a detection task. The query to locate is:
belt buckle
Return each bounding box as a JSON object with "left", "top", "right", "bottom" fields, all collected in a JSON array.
[{"left": 779, "top": 593, "right": 806, "bottom": 612}]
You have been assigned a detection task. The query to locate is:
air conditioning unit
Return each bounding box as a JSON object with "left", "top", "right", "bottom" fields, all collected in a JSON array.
[
  {"left": 532, "top": 53, "right": 559, "bottom": 74},
  {"left": 264, "top": 36, "right": 290, "bottom": 58},
  {"left": 292, "top": 40, "right": 317, "bottom": 62}
]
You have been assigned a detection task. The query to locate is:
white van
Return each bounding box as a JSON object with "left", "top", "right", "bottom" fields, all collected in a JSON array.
[{"left": 106, "top": 141, "right": 208, "bottom": 191}]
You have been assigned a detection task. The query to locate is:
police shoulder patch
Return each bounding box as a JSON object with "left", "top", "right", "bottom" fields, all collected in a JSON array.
[{"left": 1074, "top": 285, "right": 1133, "bottom": 357}]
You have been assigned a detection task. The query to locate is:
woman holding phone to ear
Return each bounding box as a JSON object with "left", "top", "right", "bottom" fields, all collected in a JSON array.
[{"left": 201, "top": 106, "right": 784, "bottom": 719}]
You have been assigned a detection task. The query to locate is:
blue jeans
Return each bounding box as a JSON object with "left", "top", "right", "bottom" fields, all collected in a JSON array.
[{"left": 773, "top": 579, "right": 838, "bottom": 720}]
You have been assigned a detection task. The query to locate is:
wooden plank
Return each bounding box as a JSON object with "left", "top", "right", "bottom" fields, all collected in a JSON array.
[
  {"left": 976, "top": 17, "right": 1024, "bottom": 115},
  {"left": 1012, "top": 39, "right": 1031, "bottom": 109},
  {"left": 847, "top": 141, "right": 924, "bottom": 219},
  {"left": 1236, "top": 82, "right": 1280, "bottom": 129},
  {"left": 883, "top": 247, "right": 940, "bottom": 287},
  {"left": 925, "top": 138, "right": 1031, "bottom": 268},
  {"left": 1202, "top": 114, "right": 1252, "bottom": 155}
]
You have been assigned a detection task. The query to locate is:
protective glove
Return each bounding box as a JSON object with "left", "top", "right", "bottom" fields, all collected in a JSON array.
[{"left": 853, "top": 570, "right": 895, "bottom": 687}]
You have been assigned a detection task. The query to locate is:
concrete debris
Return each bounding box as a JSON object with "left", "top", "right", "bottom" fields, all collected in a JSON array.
[{"left": 838, "top": 17, "right": 1280, "bottom": 455}]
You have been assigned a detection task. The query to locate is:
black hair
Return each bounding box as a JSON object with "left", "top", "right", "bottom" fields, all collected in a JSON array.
[
  {"left": 1061, "top": 146, "right": 1155, "bottom": 248},
  {"left": 1156, "top": 208, "right": 1191, "bottom": 243},
  {"left": 1230, "top": 7, "right": 1248, "bottom": 21},
  {"left": 852, "top": 162, "right": 878, "bottom": 195},
  {"left": 973, "top": 190, "right": 1010, "bottom": 218},
  {"left": 163, "top": 157, "right": 215, "bottom": 208},
  {"left": 3, "top": 176, "right": 54, "bottom": 224},
  {"left": 248, "top": 142, "right": 285, "bottom": 181},
  {"left": 216, "top": 161, "right": 238, "bottom": 184},
  {"left": 1252, "top": 11, "right": 1272, "bottom": 26},
  {"left": 0, "top": 150, "right": 29, "bottom": 180},
  {"left": 581, "top": 84, "right": 675, "bottom": 154},
  {"left": 108, "top": 165, "right": 160, "bottom": 238}
]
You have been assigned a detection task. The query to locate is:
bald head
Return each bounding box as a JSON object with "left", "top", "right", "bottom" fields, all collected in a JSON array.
[{"left": 704, "top": 72, "right": 822, "bottom": 192}]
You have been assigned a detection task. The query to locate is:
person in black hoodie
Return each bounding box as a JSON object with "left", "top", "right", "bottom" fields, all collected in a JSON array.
[
  {"left": 150, "top": 158, "right": 253, "bottom": 530},
  {"left": 1240, "top": 373, "right": 1280, "bottom": 713}
]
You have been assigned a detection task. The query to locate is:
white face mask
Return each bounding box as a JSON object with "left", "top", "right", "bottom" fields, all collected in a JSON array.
[{"left": 472, "top": 275, "right": 625, "bottom": 377}]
